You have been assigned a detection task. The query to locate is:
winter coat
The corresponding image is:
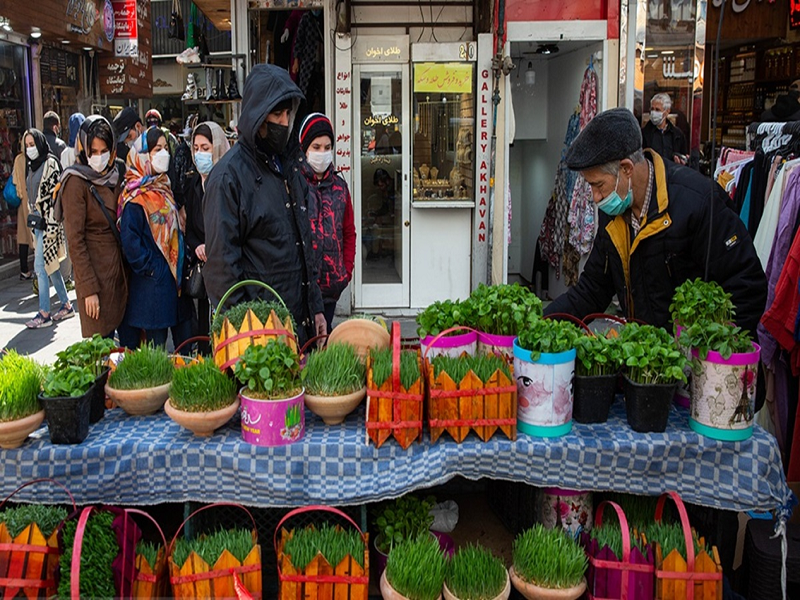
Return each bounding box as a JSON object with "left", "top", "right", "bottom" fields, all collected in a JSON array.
[
  {"left": 642, "top": 120, "right": 687, "bottom": 162},
  {"left": 61, "top": 174, "right": 128, "bottom": 337},
  {"left": 545, "top": 150, "right": 767, "bottom": 336},
  {"left": 204, "top": 64, "right": 323, "bottom": 346},
  {"left": 44, "top": 130, "right": 67, "bottom": 165},
  {"left": 299, "top": 158, "right": 356, "bottom": 302},
  {"left": 184, "top": 172, "right": 205, "bottom": 255},
  {"left": 12, "top": 154, "right": 34, "bottom": 247}
]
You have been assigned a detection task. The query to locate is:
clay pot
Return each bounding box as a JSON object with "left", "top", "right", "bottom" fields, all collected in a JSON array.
[
  {"left": 305, "top": 387, "right": 366, "bottom": 425},
  {"left": 0, "top": 410, "right": 45, "bottom": 449},
  {"left": 380, "top": 570, "right": 442, "bottom": 600},
  {"left": 444, "top": 569, "right": 511, "bottom": 600},
  {"left": 165, "top": 397, "right": 240, "bottom": 436},
  {"left": 508, "top": 567, "right": 586, "bottom": 600},
  {"left": 105, "top": 382, "right": 171, "bottom": 416},
  {"left": 327, "top": 319, "right": 390, "bottom": 362}
]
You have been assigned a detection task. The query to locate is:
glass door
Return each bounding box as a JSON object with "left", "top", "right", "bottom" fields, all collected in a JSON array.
[{"left": 353, "top": 64, "right": 410, "bottom": 308}]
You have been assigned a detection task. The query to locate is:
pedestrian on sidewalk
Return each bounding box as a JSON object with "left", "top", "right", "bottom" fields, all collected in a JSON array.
[
  {"left": 43, "top": 111, "right": 66, "bottom": 166},
  {"left": 11, "top": 152, "right": 34, "bottom": 280},
  {"left": 59, "top": 112, "right": 85, "bottom": 169}
]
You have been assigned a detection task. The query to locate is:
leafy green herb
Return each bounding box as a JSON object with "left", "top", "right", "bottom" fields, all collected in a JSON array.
[
  {"left": 619, "top": 324, "right": 688, "bottom": 385},
  {"left": 370, "top": 348, "right": 421, "bottom": 390},
  {"left": 416, "top": 299, "right": 475, "bottom": 339},
  {"left": 516, "top": 318, "right": 583, "bottom": 361},
  {"left": 466, "top": 283, "right": 542, "bottom": 336},
  {"left": 0, "top": 350, "right": 42, "bottom": 422},
  {"left": 42, "top": 365, "right": 94, "bottom": 398},
  {"left": 59, "top": 510, "right": 118, "bottom": 600},
  {"left": 670, "top": 278, "right": 735, "bottom": 328},
  {"left": 233, "top": 339, "right": 301, "bottom": 399},
  {"left": 55, "top": 335, "right": 116, "bottom": 378},
  {"left": 172, "top": 528, "right": 254, "bottom": 569},
  {"left": 679, "top": 321, "right": 754, "bottom": 361},
  {"left": 574, "top": 335, "right": 624, "bottom": 377},
  {"left": 513, "top": 524, "right": 587, "bottom": 589},
  {"left": 431, "top": 353, "right": 511, "bottom": 384},
  {"left": 446, "top": 544, "right": 507, "bottom": 600},
  {"left": 283, "top": 523, "right": 365, "bottom": 570},
  {"left": 385, "top": 535, "right": 447, "bottom": 600},
  {"left": 136, "top": 540, "right": 161, "bottom": 569},
  {"left": 0, "top": 504, "right": 67, "bottom": 538},
  {"left": 211, "top": 300, "right": 294, "bottom": 336},
  {"left": 596, "top": 493, "right": 663, "bottom": 529},
  {"left": 301, "top": 343, "right": 366, "bottom": 396},
  {"left": 170, "top": 360, "right": 237, "bottom": 412},
  {"left": 107, "top": 344, "right": 174, "bottom": 390},
  {"left": 373, "top": 494, "right": 437, "bottom": 553}
]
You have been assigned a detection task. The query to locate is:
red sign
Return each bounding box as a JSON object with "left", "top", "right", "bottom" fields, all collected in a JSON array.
[
  {"left": 792, "top": 0, "right": 800, "bottom": 29},
  {"left": 112, "top": 0, "right": 137, "bottom": 39}
]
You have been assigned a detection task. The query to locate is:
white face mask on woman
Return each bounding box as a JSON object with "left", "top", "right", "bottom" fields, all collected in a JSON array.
[
  {"left": 151, "top": 149, "right": 170, "bottom": 174},
  {"left": 88, "top": 152, "right": 110, "bottom": 173},
  {"left": 26, "top": 146, "right": 39, "bottom": 161},
  {"left": 306, "top": 150, "right": 333, "bottom": 174}
]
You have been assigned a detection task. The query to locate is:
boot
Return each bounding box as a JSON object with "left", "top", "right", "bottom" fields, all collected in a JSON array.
[
  {"left": 216, "top": 69, "right": 228, "bottom": 100},
  {"left": 181, "top": 73, "right": 197, "bottom": 101},
  {"left": 205, "top": 67, "right": 214, "bottom": 101},
  {"left": 227, "top": 71, "right": 241, "bottom": 100}
]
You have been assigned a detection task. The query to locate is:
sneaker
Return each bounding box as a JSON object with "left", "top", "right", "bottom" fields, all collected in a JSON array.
[
  {"left": 52, "top": 304, "right": 75, "bottom": 322},
  {"left": 26, "top": 312, "right": 52, "bottom": 329}
]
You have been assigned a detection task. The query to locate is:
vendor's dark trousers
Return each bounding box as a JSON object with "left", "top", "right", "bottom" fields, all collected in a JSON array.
[
  {"left": 323, "top": 300, "right": 337, "bottom": 334},
  {"left": 18, "top": 243, "right": 29, "bottom": 274},
  {"left": 193, "top": 296, "right": 211, "bottom": 354}
]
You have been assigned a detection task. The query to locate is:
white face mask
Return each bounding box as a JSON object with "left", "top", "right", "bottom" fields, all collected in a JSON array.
[
  {"left": 26, "top": 146, "right": 39, "bottom": 161},
  {"left": 151, "top": 149, "right": 170, "bottom": 174},
  {"left": 306, "top": 150, "right": 333, "bottom": 174},
  {"left": 88, "top": 151, "right": 110, "bottom": 173},
  {"left": 650, "top": 110, "right": 664, "bottom": 126}
]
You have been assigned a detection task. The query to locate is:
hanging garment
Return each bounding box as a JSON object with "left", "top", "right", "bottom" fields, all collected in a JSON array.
[
  {"left": 747, "top": 151, "right": 771, "bottom": 237},
  {"left": 293, "top": 12, "right": 323, "bottom": 96},
  {"left": 754, "top": 159, "right": 800, "bottom": 269}
]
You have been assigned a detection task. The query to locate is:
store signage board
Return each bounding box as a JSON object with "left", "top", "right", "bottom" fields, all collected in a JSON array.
[
  {"left": 792, "top": 0, "right": 800, "bottom": 29},
  {"left": 334, "top": 36, "right": 353, "bottom": 189},
  {"left": 99, "top": 0, "right": 152, "bottom": 97},
  {"left": 413, "top": 63, "right": 473, "bottom": 94},
  {"left": 472, "top": 33, "right": 492, "bottom": 288},
  {"left": 113, "top": 0, "right": 138, "bottom": 58},
  {"left": 353, "top": 36, "right": 409, "bottom": 63}
]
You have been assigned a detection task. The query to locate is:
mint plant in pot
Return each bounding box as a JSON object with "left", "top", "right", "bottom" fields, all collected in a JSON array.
[
  {"left": 301, "top": 342, "right": 366, "bottom": 425},
  {"left": 619, "top": 324, "right": 688, "bottom": 433},
  {"left": 381, "top": 534, "right": 447, "bottom": 600},
  {"left": 572, "top": 334, "right": 623, "bottom": 424},
  {"left": 54, "top": 335, "right": 116, "bottom": 423},
  {"left": 417, "top": 299, "right": 477, "bottom": 359},
  {"left": 234, "top": 338, "right": 305, "bottom": 446},
  {"left": 444, "top": 544, "right": 510, "bottom": 600},
  {"left": 510, "top": 524, "right": 587, "bottom": 600},
  {"left": 467, "top": 283, "right": 542, "bottom": 360},
  {"left": 105, "top": 344, "right": 174, "bottom": 416},
  {"left": 40, "top": 365, "right": 95, "bottom": 444},
  {"left": 0, "top": 351, "right": 44, "bottom": 449},
  {"left": 165, "top": 359, "right": 239, "bottom": 437}
]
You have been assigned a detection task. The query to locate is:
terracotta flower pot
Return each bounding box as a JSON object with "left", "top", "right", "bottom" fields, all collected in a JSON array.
[
  {"left": 0, "top": 410, "right": 45, "bottom": 449},
  {"left": 165, "top": 397, "right": 240, "bottom": 436},
  {"left": 327, "top": 318, "right": 390, "bottom": 362},
  {"left": 304, "top": 387, "right": 366, "bottom": 425},
  {"left": 380, "top": 570, "right": 442, "bottom": 600},
  {"left": 509, "top": 567, "right": 586, "bottom": 600},
  {"left": 444, "top": 569, "right": 510, "bottom": 600},
  {"left": 105, "top": 381, "right": 171, "bottom": 416}
]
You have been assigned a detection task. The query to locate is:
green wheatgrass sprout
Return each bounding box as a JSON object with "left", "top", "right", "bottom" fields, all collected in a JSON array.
[
  {"left": 58, "top": 510, "right": 118, "bottom": 600},
  {"left": 513, "top": 525, "right": 587, "bottom": 589},
  {"left": 431, "top": 354, "right": 511, "bottom": 384},
  {"left": 0, "top": 350, "right": 42, "bottom": 422},
  {"left": 136, "top": 540, "right": 161, "bottom": 569},
  {"left": 642, "top": 522, "right": 710, "bottom": 559},
  {"left": 598, "top": 493, "right": 663, "bottom": 529},
  {"left": 211, "top": 299, "right": 294, "bottom": 337},
  {"left": 370, "top": 348, "right": 421, "bottom": 390},
  {"left": 301, "top": 343, "right": 366, "bottom": 396},
  {"left": 0, "top": 505, "right": 68, "bottom": 538},
  {"left": 169, "top": 360, "right": 237, "bottom": 412},
  {"left": 172, "top": 528, "right": 254, "bottom": 569},
  {"left": 283, "top": 523, "right": 365, "bottom": 570},
  {"left": 385, "top": 535, "right": 447, "bottom": 600},
  {"left": 446, "top": 544, "right": 507, "bottom": 600},
  {"left": 589, "top": 524, "right": 648, "bottom": 560},
  {"left": 108, "top": 344, "right": 174, "bottom": 390}
]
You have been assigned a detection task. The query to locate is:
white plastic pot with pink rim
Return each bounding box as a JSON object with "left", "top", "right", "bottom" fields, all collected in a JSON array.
[
  {"left": 477, "top": 332, "right": 516, "bottom": 361},
  {"left": 239, "top": 387, "right": 305, "bottom": 446},
  {"left": 420, "top": 330, "right": 478, "bottom": 359}
]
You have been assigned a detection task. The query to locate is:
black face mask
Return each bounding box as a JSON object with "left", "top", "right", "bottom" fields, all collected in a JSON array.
[
  {"left": 256, "top": 122, "right": 289, "bottom": 156},
  {"left": 790, "top": 89, "right": 800, "bottom": 100}
]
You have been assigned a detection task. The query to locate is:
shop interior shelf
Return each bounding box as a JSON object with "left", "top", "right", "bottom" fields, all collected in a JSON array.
[{"left": 183, "top": 99, "right": 242, "bottom": 105}]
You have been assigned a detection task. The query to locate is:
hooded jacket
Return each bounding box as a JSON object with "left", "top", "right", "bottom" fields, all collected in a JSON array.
[
  {"left": 203, "top": 64, "right": 323, "bottom": 345},
  {"left": 545, "top": 150, "right": 767, "bottom": 336}
]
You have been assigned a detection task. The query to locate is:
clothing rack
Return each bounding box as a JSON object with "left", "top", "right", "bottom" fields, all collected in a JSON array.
[{"left": 746, "top": 121, "right": 800, "bottom": 154}]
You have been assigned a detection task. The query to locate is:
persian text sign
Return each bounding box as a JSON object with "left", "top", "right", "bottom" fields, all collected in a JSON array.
[
  {"left": 113, "top": 0, "right": 138, "bottom": 57},
  {"left": 414, "top": 63, "right": 473, "bottom": 94}
]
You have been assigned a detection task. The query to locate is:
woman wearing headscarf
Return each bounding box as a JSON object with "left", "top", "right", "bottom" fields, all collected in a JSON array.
[
  {"left": 118, "top": 126, "right": 185, "bottom": 348},
  {"left": 183, "top": 121, "right": 230, "bottom": 352},
  {"left": 57, "top": 115, "right": 127, "bottom": 338},
  {"left": 60, "top": 112, "right": 85, "bottom": 169},
  {"left": 23, "top": 129, "right": 72, "bottom": 329},
  {"left": 12, "top": 149, "right": 34, "bottom": 281}
]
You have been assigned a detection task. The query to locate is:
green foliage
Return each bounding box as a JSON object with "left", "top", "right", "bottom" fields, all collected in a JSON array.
[
  {"left": 283, "top": 523, "right": 365, "bottom": 570},
  {"left": 597, "top": 493, "right": 663, "bottom": 529},
  {"left": 301, "top": 343, "right": 366, "bottom": 396},
  {"left": 466, "top": 283, "right": 543, "bottom": 336},
  {"left": 512, "top": 524, "right": 587, "bottom": 589},
  {"left": 679, "top": 321, "right": 754, "bottom": 361},
  {"left": 385, "top": 535, "right": 447, "bottom": 600},
  {"left": 211, "top": 299, "right": 294, "bottom": 336},
  {"left": 0, "top": 504, "right": 68, "bottom": 538},
  {"left": 416, "top": 299, "right": 475, "bottom": 339},
  {"left": 55, "top": 335, "right": 115, "bottom": 377},
  {"left": 642, "top": 521, "right": 710, "bottom": 559},
  {"left": 574, "top": 335, "right": 624, "bottom": 377},
  {"left": 233, "top": 339, "right": 302, "bottom": 399},
  {"left": 370, "top": 348, "right": 421, "bottom": 390},
  {"left": 619, "top": 324, "right": 688, "bottom": 385},
  {"left": 172, "top": 528, "right": 254, "bottom": 569},
  {"left": 58, "top": 510, "right": 118, "bottom": 600},
  {"left": 670, "top": 278, "right": 735, "bottom": 328},
  {"left": 431, "top": 353, "right": 511, "bottom": 384},
  {"left": 589, "top": 524, "right": 648, "bottom": 560},
  {"left": 42, "top": 365, "right": 94, "bottom": 398},
  {"left": 446, "top": 544, "right": 507, "bottom": 600},
  {"left": 373, "top": 494, "right": 436, "bottom": 553},
  {"left": 136, "top": 540, "right": 161, "bottom": 569},
  {"left": 169, "top": 360, "right": 237, "bottom": 412},
  {"left": 516, "top": 319, "right": 583, "bottom": 361},
  {"left": 107, "top": 344, "right": 174, "bottom": 390},
  {"left": 0, "top": 350, "right": 42, "bottom": 422}
]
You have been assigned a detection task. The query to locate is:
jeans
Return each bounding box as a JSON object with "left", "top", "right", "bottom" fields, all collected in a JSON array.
[{"left": 34, "top": 228, "right": 69, "bottom": 315}]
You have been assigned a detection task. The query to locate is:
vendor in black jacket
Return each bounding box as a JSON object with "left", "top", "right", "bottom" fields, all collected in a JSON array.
[
  {"left": 544, "top": 108, "right": 767, "bottom": 337},
  {"left": 203, "top": 64, "right": 325, "bottom": 346}
]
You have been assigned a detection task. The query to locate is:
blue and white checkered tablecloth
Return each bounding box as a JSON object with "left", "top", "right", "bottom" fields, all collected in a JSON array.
[{"left": 0, "top": 403, "right": 793, "bottom": 515}]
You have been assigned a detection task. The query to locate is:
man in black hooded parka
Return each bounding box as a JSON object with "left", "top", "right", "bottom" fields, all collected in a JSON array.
[{"left": 203, "top": 64, "right": 325, "bottom": 346}]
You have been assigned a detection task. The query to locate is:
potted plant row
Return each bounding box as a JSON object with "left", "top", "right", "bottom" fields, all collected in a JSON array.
[
  {"left": 572, "top": 334, "right": 624, "bottom": 424},
  {"left": 54, "top": 334, "right": 116, "bottom": 423},
  {"left": 417, "top": 299, "right": 477, "bottom": 358},
  {"left": 302, "top": 342, "right": 366, "bottom": 424},
  {"left": 0, "top": 350, "right": 44, "bottom": 449},
  {"left": 165, "top": 359, "right": 239, "bottom": 437},
  {"left": 381, "top": 534, "right": 448, "bottom": 600},
  {"left": 105, "top": 344, "right": 174, "bottom": 416}
]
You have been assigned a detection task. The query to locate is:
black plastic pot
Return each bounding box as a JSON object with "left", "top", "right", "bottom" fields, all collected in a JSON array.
[
  {"left": 623, "top": 376, "right": 677, "bottom": 433},
  {"left": 39, "top": 391, "right": 91, "bottom": 444},
  {"left": 89, "top": 367, "right": 110, "bottom": 424},
  {"left": 573, "top": 373, "right": 618, "bottom": 424}
]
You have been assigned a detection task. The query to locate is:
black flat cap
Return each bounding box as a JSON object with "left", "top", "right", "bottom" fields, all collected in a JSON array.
[
  {"left": 565, "top": 107, "right": 642, "bottom": 170},
  {"left": 112, "top": 107, "right": 142, "bottom": 143}
]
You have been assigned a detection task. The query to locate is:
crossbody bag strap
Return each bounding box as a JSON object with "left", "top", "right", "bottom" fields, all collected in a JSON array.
[{"left": 88, "top": 183, "right": 122, "bottom": 248}]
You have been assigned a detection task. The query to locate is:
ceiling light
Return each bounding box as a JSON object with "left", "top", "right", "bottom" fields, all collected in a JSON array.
[
  {"left": 61, "top": 39, "right": 70, "bottom": 44},
  {"left": 535, "top": 44, "right": 559, "bottom": 55},
  {"left": 525, "top": 61, "right": 536, "bottom": 86},
  {"left": 83, "top": 46, "right": 92, "bottom": 51},
  {"left": 0, "top": 18, "right": 12, "bottom": 33},
  {"left": 661, "top": 50, "right": 674, "bottom": 55},
  {"left": 30, "top": 28, "right": 41, "bottom": 38}
]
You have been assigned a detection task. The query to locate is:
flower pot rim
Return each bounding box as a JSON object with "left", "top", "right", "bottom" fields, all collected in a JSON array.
[
  {"left": 105, "top": 380, "right": 172, "bottom": 395},
  {"left": 509, "top": 566, "right": 587, "bottom": 599},
  {"left": 513, "top": 339, "right": 576, "bottom": 364},
  {"left": 422, "top": 330, "right": 478, "bottom": 348},
  {"left": 165, "top": 396, "right": 239, "bottom": 416},
  {"left": 574, "top": 372, "right": 619, "bottom": 380},
  {"left": 622, "top": 374, "right": 680, "bottom": 389},
  {"left": 690, "top": 342, "right": 761, "bottom": 366},
  {"left": 0, "top": 409, "right": 46, "bottom": 449},
  {"left": 238, "top": 385, "right": 304, "bottom": 402},
  {"left": 304, "top": 386, "right": 366, "bottom": 401},
  {"left": 0, "top": 408, "right": 45, "bottom": 426},
  {"left": 477, "top": 331, "right": 517, "bottom": 344},
  {"left": 39, "top": 388, "right": 93, "bottom": 402},
  {"left": 444, "top": 568, "right": 510, "bottom": 600}
]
